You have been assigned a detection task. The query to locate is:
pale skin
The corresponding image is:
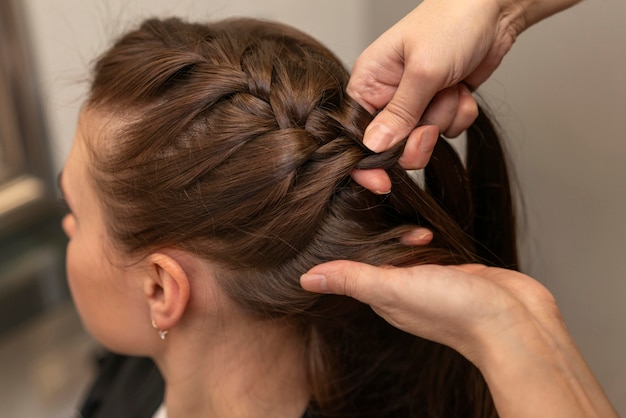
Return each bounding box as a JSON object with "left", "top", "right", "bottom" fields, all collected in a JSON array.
[{"left": 61, "top": 110, "right": 310, "bottom": 418}]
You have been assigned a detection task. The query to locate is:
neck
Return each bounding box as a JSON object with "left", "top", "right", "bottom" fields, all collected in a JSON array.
[{"left": 154, "top": 314, "right": 310, "bottom": 418}]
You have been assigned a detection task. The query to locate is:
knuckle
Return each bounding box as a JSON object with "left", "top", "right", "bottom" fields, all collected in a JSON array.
[
  {"left": 343, "top": 276, "right": 361, "bottom": 299},
  {"left": 458, "top": 92, "right": 479, "bottom": 120},
  {"left": 404, "top": 60, "right": 450, "bottom": 87},
  {"left": 383, "top": 100, "right": 420, "bottom": 129}
]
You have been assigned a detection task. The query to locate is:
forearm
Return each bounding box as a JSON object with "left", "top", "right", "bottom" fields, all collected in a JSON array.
[
  {"left": 475, "top": 316, "right": 618, "bottom": 417},
  {"left": 498, "top": 0, "right": 582, "bottom": 31}
]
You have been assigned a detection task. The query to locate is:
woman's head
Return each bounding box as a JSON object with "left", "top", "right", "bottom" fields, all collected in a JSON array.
[
  {"left": 63, "top": 17, "right": 516, "bottom": 416},
  {"left": 79, "top": 17, "right": 481, "bottom": 314}
]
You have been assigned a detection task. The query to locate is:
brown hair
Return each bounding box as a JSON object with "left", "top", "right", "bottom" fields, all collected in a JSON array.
[{"left": 85, "top": 17, "right": 517, "bottom": 417}]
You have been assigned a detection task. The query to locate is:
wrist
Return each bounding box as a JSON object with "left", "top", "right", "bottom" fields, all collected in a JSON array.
[
  {"left": 469, "top": 310, "right": 617, "bottom": 417},
  {"left": 465, "top": 303, "right": 550, "bottom": 369}
]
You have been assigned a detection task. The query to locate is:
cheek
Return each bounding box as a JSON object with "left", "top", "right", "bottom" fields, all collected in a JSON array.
[
  {"left": 65, "top": 237, "right": 88, "bottom": 307},
  {"left": 65, "top": 239, "right": 155, "bottom": 355},
  {"left": 65, "top": 238, "right": 102, "bottom": 336},
  {"left": 64, "top": 236, "right": 107, "bottom": 353},
  {"left": 64, "top": 218, "right": 113, "bottom": 315}
]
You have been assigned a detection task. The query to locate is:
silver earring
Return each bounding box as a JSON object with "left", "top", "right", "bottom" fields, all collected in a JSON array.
[{"left": 152, "top": 319, "right": 169, "bottom": 340}]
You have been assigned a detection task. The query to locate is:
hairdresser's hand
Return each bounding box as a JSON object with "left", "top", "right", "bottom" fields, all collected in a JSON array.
[
  {"left": 349, "top": 0, "right": 579, "bottom": 193},
  {"left": 301, "top": 261, "right": 618, "bottom": 417},
  {"left": 302, "top": 262, "right": 558, "bottom": 361}
]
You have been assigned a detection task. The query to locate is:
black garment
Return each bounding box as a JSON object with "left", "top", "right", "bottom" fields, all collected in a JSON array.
[
  {"left": 79, "top": 351, "right": 318, "bottom": 418},
  {"left": 79, "top": 352, "right": 165, "bottom": 418}
]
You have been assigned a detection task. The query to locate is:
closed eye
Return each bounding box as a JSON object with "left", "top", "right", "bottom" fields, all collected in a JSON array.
[{"left": 57, "top": 196, "right": 72, "bottom": 215}]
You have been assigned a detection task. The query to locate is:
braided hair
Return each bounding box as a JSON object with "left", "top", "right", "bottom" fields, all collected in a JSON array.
[{"left": 85, "top": 17, "right": 517, "bottom": 417}]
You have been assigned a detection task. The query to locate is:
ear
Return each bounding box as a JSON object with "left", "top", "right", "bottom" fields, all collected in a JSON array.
[{"left": 143, "top": 252, "right": 191, "bottom": 332}]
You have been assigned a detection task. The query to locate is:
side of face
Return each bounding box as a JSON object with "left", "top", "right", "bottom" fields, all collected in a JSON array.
[{"left": 60, "top": 111, "right": 156, "bottom": 355}]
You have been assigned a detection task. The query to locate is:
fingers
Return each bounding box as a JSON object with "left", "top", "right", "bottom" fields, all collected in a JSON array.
[
  {"left": 347, "top": 34, "right": 405, "bottom": 114},
  {"left": 350, "top": 168, "right": 392, "bottom": 195},
  {"left": 419, "top": 86, "right": 460, "bottom": 129},
  {"left": 399, "top": 227, "right": 433, "bottom": 246},
  {"left": 420, "top": 84, "right": 479, "bottom": 138},
  {"left": 362, "top": 70, "right": 440, "bottom": 153},
  {"left": 395, "top": 85, "right": 477, "bottom": 172},
  {"left": 351, "top": 84, "right": 478, "bottom": 193},
  {"left": 351, "top": 125, "right": 439, "bottom": 192},
  {"left": 397, "top": 125, "right": 439, "bottom": 170},
  {"left": 356, "top": 64, "right": 476, "bottom": 153},
  {"left": 444, "top": 84, "right": 478, "bottom": 137},
  {"left": 300, "top": 260, "right": 382, "bottom": 302},
  {"left": 347, "top": 56, "right": 398, "bottom": 115},
  {"left": 299, "top": 261, "right": 525, "bottom": 354}
]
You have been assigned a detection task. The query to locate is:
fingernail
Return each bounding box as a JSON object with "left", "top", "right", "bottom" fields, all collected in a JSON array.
[
  {"left": 300, "top": 273, "right": 328, "bottom": 293},
  {"left": 419, "top": 126, "right": 439, "bottom": 153},
  {"left": 364, "top": 123, "right": 395, "bottom": 152},
  {"left": 400, "top": 228, "right": 433, "bottom": 246}
]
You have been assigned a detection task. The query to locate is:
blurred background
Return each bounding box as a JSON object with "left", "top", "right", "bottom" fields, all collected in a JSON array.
[{"left": 0, "top": 0, "right": 623, "bottom": 416}]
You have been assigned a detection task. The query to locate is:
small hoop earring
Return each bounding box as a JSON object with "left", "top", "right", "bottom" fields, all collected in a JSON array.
[{"left": 151, "top": 319, "right": 169, "bottom": 340}]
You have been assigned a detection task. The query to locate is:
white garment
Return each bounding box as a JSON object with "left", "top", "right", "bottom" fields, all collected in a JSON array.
[{"left": 152, "top": 404, "right": 167, "bottom": 418}]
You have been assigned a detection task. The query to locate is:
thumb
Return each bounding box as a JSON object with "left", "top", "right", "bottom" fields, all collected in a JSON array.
[
  {"left": 363, "top": 73, "right": 440, "bottom": 153},
  {"left": 300, "top": 260, "right": 384, "bottom": 305}
]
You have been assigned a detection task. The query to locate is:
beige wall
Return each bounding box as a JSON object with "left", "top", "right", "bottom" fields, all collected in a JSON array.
[
  {"left": 487, "top": 2, "right": 626, "bottom": 411},
  {"left": 23, "top": 0, "right": 626, "bottom": 413}
]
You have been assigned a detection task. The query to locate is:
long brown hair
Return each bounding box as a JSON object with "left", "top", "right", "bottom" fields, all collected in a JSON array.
[{"left": 85, "top": 17, "right": 517, "bottom": 417}]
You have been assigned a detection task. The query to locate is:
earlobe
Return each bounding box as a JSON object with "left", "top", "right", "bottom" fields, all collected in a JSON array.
[{"left": 144, "top": 253, "right": 191, "bottom": 333}]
